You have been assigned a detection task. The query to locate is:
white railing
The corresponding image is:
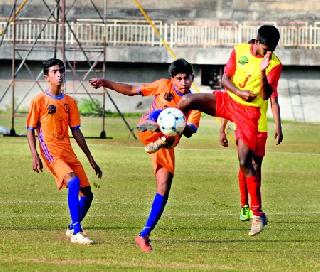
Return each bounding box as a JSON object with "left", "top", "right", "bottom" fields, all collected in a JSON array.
[{"left": 1, "top": 18, "right": 320, "bottom": 49}]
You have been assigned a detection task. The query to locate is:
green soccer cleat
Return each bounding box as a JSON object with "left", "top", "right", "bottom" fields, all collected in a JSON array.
[{"left": 240, "top": 205, "right": 252, "bottom": 221}]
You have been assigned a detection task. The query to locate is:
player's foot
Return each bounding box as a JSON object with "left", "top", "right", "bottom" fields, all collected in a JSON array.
[
  {"left": 137, "top": 120, "right": 160, "bottom": 132},
  {"left": 248, "top": 214, "right": 268, "bottom": 236},
  {"left": 135, "top": 235, "right": 152, "bottom": 252},
  {"left": 145, "top": 136, "right": 171, "bottom": 154},
  {"left": 66, "top": 227, "right": 74, "bottom": 237},
  {"left": 240, "top": 205, "right": 251, "bottom": 221},
  {"left": 71, "top": 232, "right": 94, "bottom": 245}
]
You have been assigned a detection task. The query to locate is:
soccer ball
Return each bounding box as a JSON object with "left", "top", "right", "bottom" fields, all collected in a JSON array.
[{"left": 157, "top": 107, "right": 186, "bottom": 136}]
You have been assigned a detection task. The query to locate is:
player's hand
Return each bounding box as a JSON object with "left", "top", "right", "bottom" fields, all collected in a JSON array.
[
  {"left": 32, "top": 154, "right": 43, "bottom": 173},
  {"left": 219, "top": 131, "right": 228, "bottom": 147},
  {"left": 236, "top": 89, "right": 257, "bottom": 102},
  {"left": 274, "top": 126, "right": 283, "bottom": 145},
  {"left": 90, "top": 160, "right": 103, "bottom": 178},
  {"left": 89, "top": 78, "right": 105, "bottom": 89},
  {"left": 182, "top": 125, "right": 194, "bottom": 138},
  {"left": 260, "top": 51, "right": 271, "bottom": 71}
]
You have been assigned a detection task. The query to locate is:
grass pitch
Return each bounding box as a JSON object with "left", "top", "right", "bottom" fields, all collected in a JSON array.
[{"left": 0, "top": 115, "right": 320, "bottom": 271}]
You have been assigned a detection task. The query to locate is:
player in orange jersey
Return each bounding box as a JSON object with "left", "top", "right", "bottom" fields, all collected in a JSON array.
[
  {"left": 27, "top": 58, "right": 102, "bottom": 244},
  {"left": 89, "top": 58, "right": 200, "bottom": 252},
  {"left": 178, "top": 25, "right": 282, "bottom": 236}
]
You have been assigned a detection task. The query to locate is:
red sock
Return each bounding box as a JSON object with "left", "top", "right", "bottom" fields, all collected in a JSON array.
[
  {"left": 246, "top": 175, "right": 264, "bottom": 216},
  {"left": 238, "top": 169, "right": 248, "bottom": 207}
]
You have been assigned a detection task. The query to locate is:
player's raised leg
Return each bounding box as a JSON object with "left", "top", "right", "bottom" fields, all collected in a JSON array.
[{"left": 178, "top": 93, "right": 217, "bottom": 116}]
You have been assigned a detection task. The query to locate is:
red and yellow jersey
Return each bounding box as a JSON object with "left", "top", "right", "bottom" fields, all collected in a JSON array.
[
  {"left": 137, "top": 78, "right": 201, "bottom": 129},
  {"left": 224, "top": 43, "right": 282, "bottom": 131},
  {"left": 27, "top": 92, "right": 80, "bottom": 162}
]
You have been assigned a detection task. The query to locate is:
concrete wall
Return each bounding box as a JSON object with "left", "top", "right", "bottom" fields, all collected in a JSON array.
[
  {"left": 1, "top": 0, "right": 320, "bottom": 22},
  {"left": 0, "top": 61, "right": 319, "bottom": 123}
]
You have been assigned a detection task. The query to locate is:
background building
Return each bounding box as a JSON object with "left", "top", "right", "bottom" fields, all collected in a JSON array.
[{"left": 0, "top": 0, "right": 319, "bottom": 122}]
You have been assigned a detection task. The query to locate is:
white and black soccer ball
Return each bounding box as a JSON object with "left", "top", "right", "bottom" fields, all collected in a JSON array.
[{"left": 157, "top": 107, "right": 186, "bottom": 136}]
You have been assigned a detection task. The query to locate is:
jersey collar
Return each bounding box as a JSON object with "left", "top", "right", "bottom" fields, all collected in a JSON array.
[{"left": 45, "top": 89, "right": 64, "bottom": 100}]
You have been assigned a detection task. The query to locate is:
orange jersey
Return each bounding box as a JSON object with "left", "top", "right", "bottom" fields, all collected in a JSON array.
[
  {"left": 137, "top": 78, "right": 201, "bottom": 129},
  {"left": 27, "top": 92, "right": 80, "bottom": 162}
]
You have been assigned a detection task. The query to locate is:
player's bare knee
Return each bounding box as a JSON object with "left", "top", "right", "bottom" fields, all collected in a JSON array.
[
  {"left": 80, "top": 186, "right": 93, "bottom": 200},
  {"left": 178, "top": 94, "right": 192, "bottom": 112},
  {"left": 64, "top": 172, "right": 76, "bottom": 184}
]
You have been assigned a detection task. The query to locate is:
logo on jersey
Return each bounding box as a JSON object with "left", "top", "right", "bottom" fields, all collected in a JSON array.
[
  {"left": 64, "top": 103, "right": 70, "bottom": 113},
  {"left": 47, "top": 105, "right": 56, "bottom": 114},
  {"left": 238, "top": 56, "right": 249, "bottom": 65},
  {"left": 163, "top": 92, "right": 174, "bottom": 102}
]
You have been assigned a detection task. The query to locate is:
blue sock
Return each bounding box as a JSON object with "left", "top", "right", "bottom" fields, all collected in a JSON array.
[
  {"left": 79, "top": 193, "right": 93, "bottom": 222},
  {"left": 140, "top": 193, "right": 168, "bottom": 237},
  {"left": 67, "top": 176, "right": 82, "bottom": 234},
  {"left": 148, "top": 109, "right": 163, "bottom": 122}
]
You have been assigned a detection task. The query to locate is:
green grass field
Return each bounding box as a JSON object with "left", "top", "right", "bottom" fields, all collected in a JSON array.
[{"left": 0, "top": 114, "right": 320, "bottom": 271}]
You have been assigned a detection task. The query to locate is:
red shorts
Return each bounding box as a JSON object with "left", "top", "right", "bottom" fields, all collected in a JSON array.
[
  {"left": 235, "top": 130, "right": 268, "bottom": 157},
  {"left": 214, "top": 91, "right": 260, "bottom": 151},
  {"left": 137, "top": 130, "right": 178, "bottom": 175}
]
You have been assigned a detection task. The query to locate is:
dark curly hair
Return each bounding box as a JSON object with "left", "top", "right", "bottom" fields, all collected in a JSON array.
[
  {"left": 168, "top": 58, "right": 193, "bottom": 77},
  {"left": 43, "top": 58, "right": 65, "bottom": 75},
  {"left": 257, "top": 25, "right": 280, "bottom": 51}
]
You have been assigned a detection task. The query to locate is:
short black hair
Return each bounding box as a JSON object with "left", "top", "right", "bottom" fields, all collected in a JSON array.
[
  {"left": 168, "top": 58, "right": 193, "bottom": 77},
  {"left": 257, "top": 25, "right": 280, "bottom": 51},
  {"left": 43, "top": 58, "right": 65, "bottom": 75}
]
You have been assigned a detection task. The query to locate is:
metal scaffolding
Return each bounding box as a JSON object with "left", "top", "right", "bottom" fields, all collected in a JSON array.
[{"left": 0, "top": 0, "right": 137, "bottom": 139}]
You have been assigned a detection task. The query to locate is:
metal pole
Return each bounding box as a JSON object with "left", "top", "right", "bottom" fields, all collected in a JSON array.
[
  {"left": 100, "top": 0, "right": 107, "bottom": 139},
  {"left": 54, "top": 0, "right": 60, "bottom": 58},
  {"left": 61, "top": 0, "right": 66, "bottom": 66},
  {"left": 10, "top": 0, "right": 17, "bottom": 136}
]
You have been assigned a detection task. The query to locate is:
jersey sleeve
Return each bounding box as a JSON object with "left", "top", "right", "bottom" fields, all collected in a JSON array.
[
  {"left": 186, "top": 110, "right": 201, "bottom": 132},
  {"left": 224, "top": 49, "right": 236, "bottom": 77},
  {"left": 68, "top": 98, "right": 81, "bottom": 129},
  {"left": 138, "top": 79, "right": 162, "bottom": 96},
  {"left": 267, "top": 63, "right": 282, "bottom": 98},
  {"left": 26, "top": 97, "right": 41, "bottom": 130}
]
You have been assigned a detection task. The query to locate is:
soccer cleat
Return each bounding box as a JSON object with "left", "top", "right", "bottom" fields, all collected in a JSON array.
[
  {"left": 240, "top": 205, "right": 251, "bottom": 221},
  {"left": 71, "top": 232, "right": 94, "bottom": 245},
  {"left": 136, "top": 120, "right": 160, "bottom": 132},
  {"left": 135, "top": 235, "right": 152, "bottom": 253},
  {"left": 65, "top": 227, "right": 74, "bottom": 237},
  {"left": 248, "top": 214, "right": 268, "bottom": 236},
  {"left": 66, "top": 227, "right": 87, "bottom": 238},
  {"left": 145, "top": 136, "right": 169, "bottom": 154}
]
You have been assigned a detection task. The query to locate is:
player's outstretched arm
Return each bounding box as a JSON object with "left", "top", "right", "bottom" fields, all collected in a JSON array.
[
  {"left": 71, "top": 128, "right": 103, "bottom": 178},
  {"left": 89, "top": 78, "right": 140, "bottom": 96},
  {"left": 270, "top": 97, "right": 283, "bottom": 145},
  {"left": 27, "top": 129, "right": 43, "bottom": 173}
]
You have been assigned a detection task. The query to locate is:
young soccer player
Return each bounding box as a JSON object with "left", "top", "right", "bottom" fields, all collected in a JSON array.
[
  {"left": 219, "top": 93, "right": 283, "bottom": 221},
  {"left": 89, "top": 58, "right": 200, "bottom": 252},
  {"left": 27, "top": 58, "right": 102, "bottom": 244},
  {"left": 177, "top": 25, "right": 282, "bottom": 236}
]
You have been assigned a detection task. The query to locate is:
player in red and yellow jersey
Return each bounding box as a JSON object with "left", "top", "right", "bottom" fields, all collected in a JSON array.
[
  {"left": 27, "top": 58, "right": 102, "bottom": 245},
  {"left": 89, "top": 58, "right": 200, "bottom": 252},
  {"left": 219, "top": 37, "right": 283, "bottom": 224},
  {"left": 178, "top": 25, "right": 282, "bottom": 236}
]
